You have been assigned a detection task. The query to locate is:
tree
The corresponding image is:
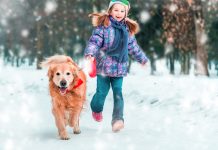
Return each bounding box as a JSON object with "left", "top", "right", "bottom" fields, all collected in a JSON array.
[
  {"left": 193, "top": 0, "right": 209, "bottom": 76},
  {"left": 162, "top": 0, "right": 209, "bottom": 75}
]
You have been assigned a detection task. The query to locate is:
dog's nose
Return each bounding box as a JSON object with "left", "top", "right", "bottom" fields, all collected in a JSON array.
[{"left": 60, "top": 80, "right": 67, "bottom": 87}]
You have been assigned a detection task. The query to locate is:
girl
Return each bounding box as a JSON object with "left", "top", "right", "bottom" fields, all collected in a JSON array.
[{"left": 84, "top": 0, "right": 148, "bottom": 132}]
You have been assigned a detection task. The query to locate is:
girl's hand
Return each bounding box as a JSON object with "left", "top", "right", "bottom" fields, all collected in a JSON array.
[
  {"left": 86, "top": 55, "right": 97, "bottom": 78},
  {"left": 86, "top": 55, "right": 95, "bottom": 61}
]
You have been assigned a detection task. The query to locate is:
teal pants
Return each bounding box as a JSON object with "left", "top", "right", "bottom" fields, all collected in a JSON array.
[{"left": 91, "top": 75, "right": 124, "bottom": 122}]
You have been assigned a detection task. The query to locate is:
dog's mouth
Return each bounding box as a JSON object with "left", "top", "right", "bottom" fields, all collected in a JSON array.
[
  {"left": 58, "top": 80, "right": 69, "bottom": 95},
  {"left": 58, "top": 87, "right": 68, "bottom": 95}
]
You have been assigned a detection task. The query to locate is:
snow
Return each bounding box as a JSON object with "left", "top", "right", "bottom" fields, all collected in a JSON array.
[
  {"left": 0, "top": 60, "right": 218, "bottom": 150},
  {"left": 44, "top": 1, "right": 57, "bottom": 15},
  {"left": 139, "top": 11, "right": 150, "bottom": 24},
  {"left": 0, "top": 19, "right": 7, "bottom": 27},
  {"left": 73, "top": 44, "right": 83, "bottom": 55},
  {"left": 169, "top": 4, "right": 178, "bottom": 13},
  {"left": 21, "top": 29, "right": 29, "bottom": 38}
]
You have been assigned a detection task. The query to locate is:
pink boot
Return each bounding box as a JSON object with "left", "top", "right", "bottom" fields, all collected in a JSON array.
[
  {"left": 112, "top": 120, "right": 124, "bottom": 132},
  {"left": 92, "top": 112, "right": 103, "bottom": 122}
]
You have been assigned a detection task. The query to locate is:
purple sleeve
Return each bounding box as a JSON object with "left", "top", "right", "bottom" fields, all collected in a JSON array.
[
  {"left": 128, "top": 36, "right": 148, "bottom": 64},
  {"left": 84, "top": 26, "right": 104, "bottom": 57}
]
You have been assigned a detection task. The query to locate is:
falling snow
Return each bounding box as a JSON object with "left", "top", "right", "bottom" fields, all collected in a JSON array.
[
  {"left": 139, "top": 10, "right": 150, "bottom": 24},
  {"left": 44, "top": 1, "right": 57, "bottom": 15},
  {"left": 21, "top": 29, "right": 29, "bottom": 38},
  {"left": 0, "top": 0, "right": 218, "bottom": 149},
  {"left": 169, "top": 4, "right": 178, "bottom": 13}
]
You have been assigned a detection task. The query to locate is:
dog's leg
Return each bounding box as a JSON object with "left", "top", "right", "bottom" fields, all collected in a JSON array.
[
  {"left": 71, "top": 109, "right": 81, "bottom": 134},
  {"left": 73, "top": 116, "right": 80, "bottom": 134},
  {"left": 52, "top": 107, "right": 70, "bottom": 140}
]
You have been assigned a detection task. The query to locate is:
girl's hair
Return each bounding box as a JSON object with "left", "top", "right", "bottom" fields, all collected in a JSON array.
[{"left": 89, "top": 8, "right": 139, "bottom": 35}]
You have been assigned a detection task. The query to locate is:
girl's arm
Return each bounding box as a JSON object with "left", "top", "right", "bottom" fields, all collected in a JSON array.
[
  {"left": 84, "top": 26, "right": 104, "bottom": 58},
  {"left": 128, "top": 36, "right": 148, "bottom": 64}
]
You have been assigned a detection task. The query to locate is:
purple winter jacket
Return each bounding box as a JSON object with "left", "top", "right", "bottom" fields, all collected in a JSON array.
[{"left": 84, "top": 20, "right": 148, "bottom": 77}]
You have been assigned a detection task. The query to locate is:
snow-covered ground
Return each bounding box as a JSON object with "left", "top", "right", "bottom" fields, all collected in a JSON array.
[{"left": 0, "top": 60, "right": 218, "bottom": 150}]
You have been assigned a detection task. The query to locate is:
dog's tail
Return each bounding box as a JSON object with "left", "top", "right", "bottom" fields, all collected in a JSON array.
[{"left": 40, "top": 55, "right": 78, "bottom": 68}]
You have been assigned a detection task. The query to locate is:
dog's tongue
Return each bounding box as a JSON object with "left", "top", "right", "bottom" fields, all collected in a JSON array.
[{"left": 59, "top": 87, "right": 67, "bottom": 95}]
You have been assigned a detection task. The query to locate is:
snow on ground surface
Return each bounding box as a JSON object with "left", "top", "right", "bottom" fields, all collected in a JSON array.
[{"left": 0, "top": 60, "right": 218, "bottom": 150}]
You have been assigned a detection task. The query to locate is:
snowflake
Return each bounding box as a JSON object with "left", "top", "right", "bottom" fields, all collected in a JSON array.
[
  {"left": 73, "top": 44, "right": 82, "bottom": 55},
  {"left": 45, "top": 1, "right": 57, "bottom": 15},
  {"left": 21, "top": 29, "right": 29, "bottom": 38},
  {"left": 139, "top": 10, "right": 150, "bottom": 24},
  {"left": 1, "top": 19, "right": 7, "bottom": 26},
  {"left": 169, "top": 4, "right": 178, "bottom": 13}
]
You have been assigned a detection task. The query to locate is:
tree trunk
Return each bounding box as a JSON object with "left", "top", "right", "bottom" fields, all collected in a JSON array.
[
  {"left": 16, "top": 57, "right": 20, "bottom": 67},
  {"left": 194, "top": 20, "right": 209, "bottom": 76},
  {"left": 192, "top": 0, "right": 209, "bottom": 76},
  {"left": 180, "top": 52, "right": 190, "bottom": 75},
  {"left": 36, "top": 21, "right": 43, "bottom": 70},
  {"left": 150, "top": 54, "right": 157, "bottom": 75},
  {"left": 169, "top": 53, "right": 175, "bottom": 75}
]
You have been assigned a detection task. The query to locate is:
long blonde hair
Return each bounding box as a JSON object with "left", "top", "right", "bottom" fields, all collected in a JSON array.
[{"left": 89, "top": 8, "right": 140, "bottom": 36}]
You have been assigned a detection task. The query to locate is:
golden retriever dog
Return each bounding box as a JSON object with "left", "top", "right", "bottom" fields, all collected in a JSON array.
[{"left": 40, "top": 55, "right": 86, "bottom": 140}]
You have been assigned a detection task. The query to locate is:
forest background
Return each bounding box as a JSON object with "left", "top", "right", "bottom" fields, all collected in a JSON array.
[{"left": 0, "top": 0, "right": 218, "bottom": 76}]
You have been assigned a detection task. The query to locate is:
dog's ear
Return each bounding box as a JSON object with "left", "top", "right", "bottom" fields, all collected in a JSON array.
[
  {"left": 72, "top": 71, "right": 83, "bottom": 89},
  {"left": 67, "top": 56, "right": 79, "bottom": 68},
  {"left": 47, "top": 65, "right": 54, "bottom": 81},
  {"left": 72, "top": 67, "right": 78, "bottom": 79}
]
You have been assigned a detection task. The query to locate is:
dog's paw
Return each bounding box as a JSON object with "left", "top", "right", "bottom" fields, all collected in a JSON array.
[
  {"left": 73, "top": 129, "right": 81, "bottom": 134},
  {"left": 60, "top": 136, "right": 70, "bottom": 140},
  {"left": 59, "top": 131, "right": 70, "bottom": 140}
]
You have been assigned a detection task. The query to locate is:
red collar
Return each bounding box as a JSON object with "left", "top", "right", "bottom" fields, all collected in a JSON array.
[
  {"left": 73, "top": 78, "right": 83, "bottom": 89},
  {"left": 66, "top": 78, "right": 84, "bottom": 93}
]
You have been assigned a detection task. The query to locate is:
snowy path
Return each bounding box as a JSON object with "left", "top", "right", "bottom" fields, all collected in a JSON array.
[{"left": 0, "top": 64, "right": 218, "bottom": 150}]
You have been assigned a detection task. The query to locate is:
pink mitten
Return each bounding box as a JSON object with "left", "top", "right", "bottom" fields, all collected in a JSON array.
[{"left": 88, "top": 57, "right": 96, "bottom": 78}]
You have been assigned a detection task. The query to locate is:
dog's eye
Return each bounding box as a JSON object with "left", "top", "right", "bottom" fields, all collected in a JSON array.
[
  {"left": 56, "top": 72, "right": 60, "bottom": 76},
  {"left": 66, "top": 72, "right": 71, "bottom": 76}
]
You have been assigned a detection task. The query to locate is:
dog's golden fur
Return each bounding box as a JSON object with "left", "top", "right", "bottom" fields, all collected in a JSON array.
[{"left": 41, "top": 55, "right": 86, "bottom": 140}]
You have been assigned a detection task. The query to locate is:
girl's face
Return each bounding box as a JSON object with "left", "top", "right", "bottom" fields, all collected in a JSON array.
[{"left": 110, "top": 4, "right": 126, "bottom": 22}]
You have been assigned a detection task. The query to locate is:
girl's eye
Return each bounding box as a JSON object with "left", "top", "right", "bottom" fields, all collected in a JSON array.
[
  {"left": 66, "top": 72, "right": 71, "bottom": 75},
  {"left": 56, "top": 72, "right": 60, "bottom": 76}
]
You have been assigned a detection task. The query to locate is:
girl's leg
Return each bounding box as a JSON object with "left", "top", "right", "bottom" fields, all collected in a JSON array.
[
  {"left": 111, "top": 77, "right": 124, "bottom": 123},
  {"left": 91, "top": 75, "right": 110, "bottom": 113}
]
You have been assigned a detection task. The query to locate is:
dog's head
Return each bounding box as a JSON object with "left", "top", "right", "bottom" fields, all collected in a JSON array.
[
  {"left": 48, "top": 62, "right": 79, "bottom": 95},
  {"left": 41, "top": 55, "right": 81, "bottom": 95}
]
